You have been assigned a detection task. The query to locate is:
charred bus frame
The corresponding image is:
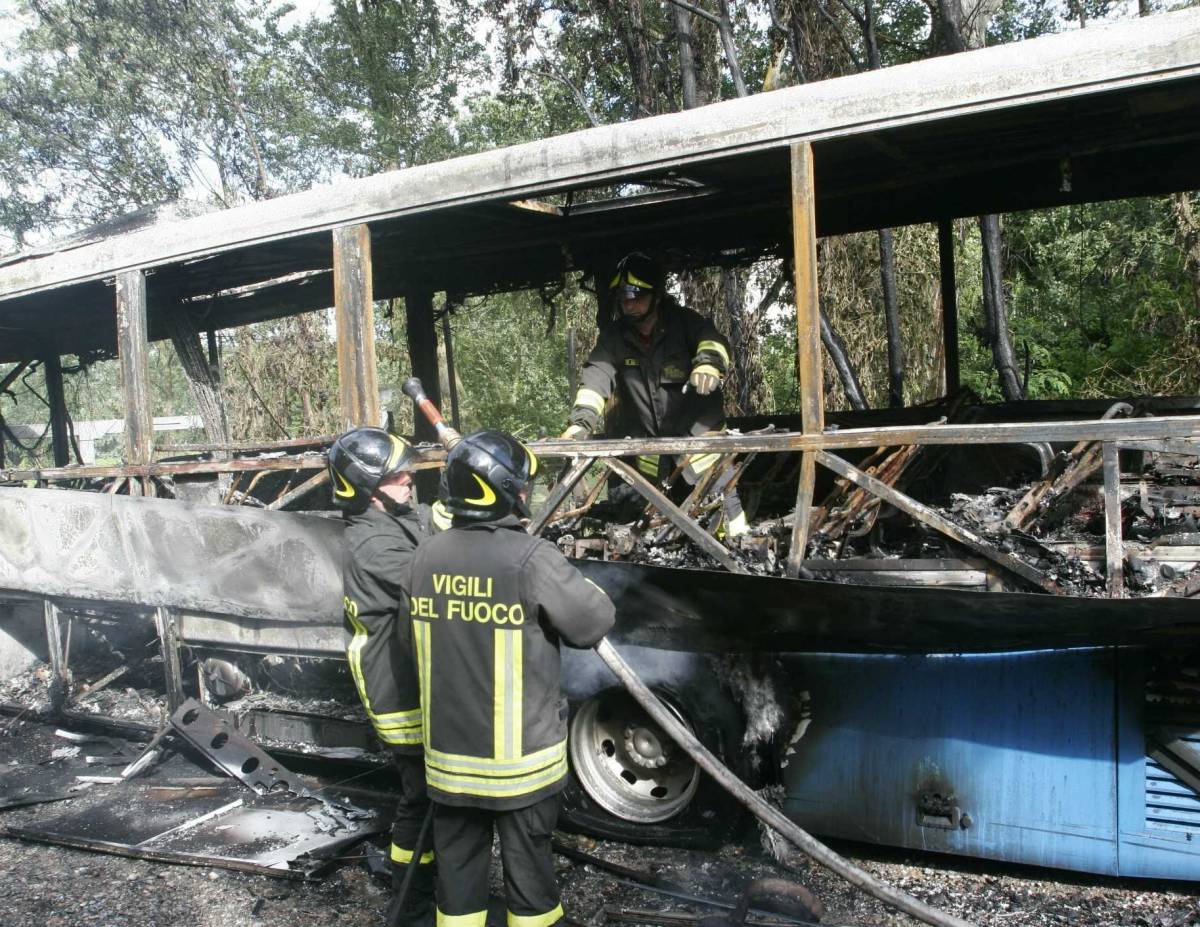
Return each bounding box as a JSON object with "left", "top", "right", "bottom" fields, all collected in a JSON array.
[{"left": 2, "top": 9, "right": 1200, "bottom": 879}]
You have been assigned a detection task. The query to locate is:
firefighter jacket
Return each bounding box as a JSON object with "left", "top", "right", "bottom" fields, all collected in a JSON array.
[
  {"left": 568, "top": 298, "right": 731, "bottom": 479},
  {"left": 343, "top": 501, "right": 437, "bottom": 754},
  {"left": 406, "top": 516, "right": 616, "bottom": 811}
]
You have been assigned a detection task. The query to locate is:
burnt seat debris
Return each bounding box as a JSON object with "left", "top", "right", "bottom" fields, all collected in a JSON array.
[{"left": 542, "top": 398, "right": 1200, "bottom": 602}]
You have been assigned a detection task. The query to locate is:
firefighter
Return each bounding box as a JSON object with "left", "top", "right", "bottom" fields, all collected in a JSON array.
[
  {"left": 562, "top": 251, "right": 745, "bottom": 533},
  {"left": 406, "top": 431, "right": 615, "bottom": 927},
  {"left": 328, "top": 426, "right": 449, "bottom": 927}
]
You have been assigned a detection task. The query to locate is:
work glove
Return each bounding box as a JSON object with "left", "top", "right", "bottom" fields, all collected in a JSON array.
[
  {"left": 688, "top": 365, "right": 722, "bottom": 396},
  {"left": 560, "top": 424, "right": 590, "bottom": 441}
]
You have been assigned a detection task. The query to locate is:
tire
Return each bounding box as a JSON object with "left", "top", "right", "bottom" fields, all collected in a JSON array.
[{"left": 559, "top": 685, "right": 748, "bottom": 849}]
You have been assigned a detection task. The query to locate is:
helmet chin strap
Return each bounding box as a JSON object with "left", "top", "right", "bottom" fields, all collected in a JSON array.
[{"left": 375, "top": 492, "right": 411, "bottom": 517}]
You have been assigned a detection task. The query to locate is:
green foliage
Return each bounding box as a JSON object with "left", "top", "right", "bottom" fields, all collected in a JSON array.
[
  {"left": 0, "top": 0, "right": 321, "bottom": 248},
  {"left": 436, "top": 283, "right": 598, "bottom": 439},
  {"left": 291, "top": 0, "right": 483, "bottom": 172}
]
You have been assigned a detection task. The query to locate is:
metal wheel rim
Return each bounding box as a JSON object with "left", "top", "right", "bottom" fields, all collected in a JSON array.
[{"left": 568, "top": 688, "right": 700, "bottom": 823}]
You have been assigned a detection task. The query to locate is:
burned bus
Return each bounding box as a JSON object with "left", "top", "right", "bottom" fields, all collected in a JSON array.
[{"left": 1, "top": 8, "right": 1199, "bottom": 880}]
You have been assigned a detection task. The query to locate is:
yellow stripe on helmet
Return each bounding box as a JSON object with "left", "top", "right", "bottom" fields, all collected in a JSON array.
[
  {"left": 610, "top": 270, "right": 654, "bottom": 291},
  {"left": 520, "top": 441, "right": 539, "bottom": 478},
  {"left": 332, "top": 468, "right": 356, "bottom": 499},
  {"left": 464, "top": 472, "right": 498, "bottom": 507}
]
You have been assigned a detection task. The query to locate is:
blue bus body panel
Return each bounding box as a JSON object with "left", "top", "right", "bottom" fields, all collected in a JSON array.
[{"left": 779, "top": 649, "right": 1200, "bottom": 879}]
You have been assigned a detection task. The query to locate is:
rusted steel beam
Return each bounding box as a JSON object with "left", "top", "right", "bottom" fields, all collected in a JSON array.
[
  {"left": 819, "top": 443, "right": 922, "bottom": 542},
  {"left": 265, "top": 469, "right": 330, "bottom": 511},
  {"left": 792, "top": 143, "right": 823, "bottom": 436},
  {"left": 816, "top": 450, "right": 1061, "bottom": 593},
  {"left": 938, "top": 218, "right": 960, "bottom": 396},
  {"left": 115, "top": 270, "right": 154, "bottom": 469},
  {"left": 528, "top": 456, "right": 596, "bottom": 536},
  {"left": 1005, "top": 441, "right": 1102, "bottom": 531},
  {"left": 651, "top": 453, "right": 738, "bottom": 542},
  {"left": 405, "top": 292, "right": 441, "bottom": 446},
  {"left": 43, "top": 600, "right": 69, "bottom": 712},
  {"left": 0, "top": 359, "right": 32, "bottom": 395},
  {"left": 1, "top": 448, "right": 448, "bottom": 483},
  {"left": 550, "top": 469, "right": 609, "bottom": 526},
  {"left": 333, "top": 223, "right": 380, "bottom": 428},
  {"left": 1, "top": 452, "right": 328, "bottom": 482},
  {"left": 786, "top": 454, "right": 817, "bottom": 578},
  {"left": 1117, "top": 438, "right": 1200, "bottom": 454},
  {"left": 156, "top": 434, "right": 337, "bottom": 454},
  {"left": 789, "top": 142, "right": 823, "bottom": 580},
  {"left": 441, "top": 309, "right": 461, "bottom": 431},
  {"left": 604, "top": 458, "right": 748, "bottom": 574},
  {"left": 530, "top": 413, "right": 1200, "bottom": 456},
  {"left": 74, "top": 665, "right": 129, "bottom": 700},
  {"left": 1103, "top": 443, "right": 1124, "bottom": 598}
]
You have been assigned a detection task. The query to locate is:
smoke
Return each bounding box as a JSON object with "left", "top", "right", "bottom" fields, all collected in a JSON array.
[{"left": 561, "top": 643, "right": 704, "bottom": 699}]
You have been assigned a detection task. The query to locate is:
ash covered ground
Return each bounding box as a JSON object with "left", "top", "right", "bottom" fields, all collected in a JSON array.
[
  {"left": 0, "top": 796, "right": 1197, "bottom": 927},
  {"left": 0, "top": 720, "right": 1196, "bottom": 927}
]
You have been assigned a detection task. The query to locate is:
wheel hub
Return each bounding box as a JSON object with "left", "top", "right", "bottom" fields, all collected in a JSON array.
[{"left": 569, "top": 688, "right": 700, "bottom": 823}]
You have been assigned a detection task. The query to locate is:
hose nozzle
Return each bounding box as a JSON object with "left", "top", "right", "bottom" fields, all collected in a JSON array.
[{"left": 402, "top": 377, "right": 462, "bottom": 450}]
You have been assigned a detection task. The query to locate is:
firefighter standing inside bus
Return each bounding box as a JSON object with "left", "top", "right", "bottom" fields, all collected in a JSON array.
[{"left": 561, "top": 251, "right": 746, "bottom": 534}]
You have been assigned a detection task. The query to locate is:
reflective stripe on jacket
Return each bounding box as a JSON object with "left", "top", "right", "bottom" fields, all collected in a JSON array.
[
  {"left": 343, "top": 503, "right": 433, "bottom": 754},
  {"left": 407, "top": 516, "right": 615, "bottom": 811}
]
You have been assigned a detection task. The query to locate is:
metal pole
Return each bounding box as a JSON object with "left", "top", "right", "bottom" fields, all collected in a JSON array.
[{"left": 938, "top": 218, "right": 960, "bottom": 396}]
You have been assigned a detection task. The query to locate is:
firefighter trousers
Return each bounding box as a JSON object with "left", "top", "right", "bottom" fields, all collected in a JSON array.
[
  {"left": 391, "top": 753, "right": 435, "bottom": 927},
  {"left": 432, "top": 794, "right": 563, "bottom": 927}
]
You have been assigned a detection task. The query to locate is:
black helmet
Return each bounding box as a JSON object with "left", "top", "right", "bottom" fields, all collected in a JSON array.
[
  {"left": 442, "top": 430, "right": 539, "bottom": 521},
  {"left": 328, "top": 426, "right": 416, "bottom": 512},
  {"left": 609, "top": 251, "right": 664, "bottom": 300}
]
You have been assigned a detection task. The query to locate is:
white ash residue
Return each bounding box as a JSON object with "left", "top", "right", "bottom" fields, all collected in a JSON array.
[{"left": 711, "top": 655, "right": 786, "bottom": 767}]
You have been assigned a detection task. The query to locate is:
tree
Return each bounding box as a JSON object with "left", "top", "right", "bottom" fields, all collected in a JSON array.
[
  {"left": 290, "top": 0, "right": 483, "bottom": 174},
  {"left": 0, "top": 0, "right": 321, "bottom": 250}
]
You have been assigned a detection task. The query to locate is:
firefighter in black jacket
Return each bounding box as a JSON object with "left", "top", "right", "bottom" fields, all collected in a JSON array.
[
  {"left": 562, "top": 251, "right": 745, "bottom": 533},
  {"left": 407, "top": 431, "right": 615, "bottom": 927},
  {"left": 329, "top": 426, "right": 449, "bottom": 927}
]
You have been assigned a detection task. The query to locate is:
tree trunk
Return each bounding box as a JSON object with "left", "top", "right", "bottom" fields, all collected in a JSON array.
[
  {"left": 935, "top": 0, "right": 968, "bottom": 53},
  {"left": 603, "top": 0, "right": 658, "bottom": 116},
  {"left": 820, "top": 306, "right": 868, "bottom": 411},
  {"left": 979, "top": 214, "right": 1024, "bottom": 400},
  {"left": 715, "top": 0, "right": 748, "bottom": 97},
  {"left": 165, "top": 308, "right": 229, "bottom": 445},
  {"left": 936, "top": 0, "right": 1019, "bottom": 399},
  {"left": 674, "top": 6, "right": 701, "bottom": 110}
]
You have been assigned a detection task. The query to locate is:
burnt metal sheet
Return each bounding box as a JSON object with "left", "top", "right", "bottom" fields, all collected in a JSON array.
[
  {"left": 5, "top": 486, "right": 1200, "bottom": 656},
  {"left": 577, "top": 560, "right": 1200, "bottom": 654},
  {"left": 6, "top": 780, "right": 385, "bottom": 878},
  {"left": 169, "top": 699, "right": 312, "bottom": 797},
  {"left": 1, "top": 719, "right": 389, "bottom": 878},
  {"left": 0, "top": 487, "right": 342, "bottom": 624}
]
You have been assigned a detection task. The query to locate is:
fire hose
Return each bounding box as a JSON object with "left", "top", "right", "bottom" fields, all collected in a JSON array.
[{"left": 403, "top": 381, "right": 977, "bottom": 927}]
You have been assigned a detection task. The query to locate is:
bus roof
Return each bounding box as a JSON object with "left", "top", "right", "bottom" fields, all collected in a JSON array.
[{"left": 0, "top": 8, "right": 1197, "bottom": 362}]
